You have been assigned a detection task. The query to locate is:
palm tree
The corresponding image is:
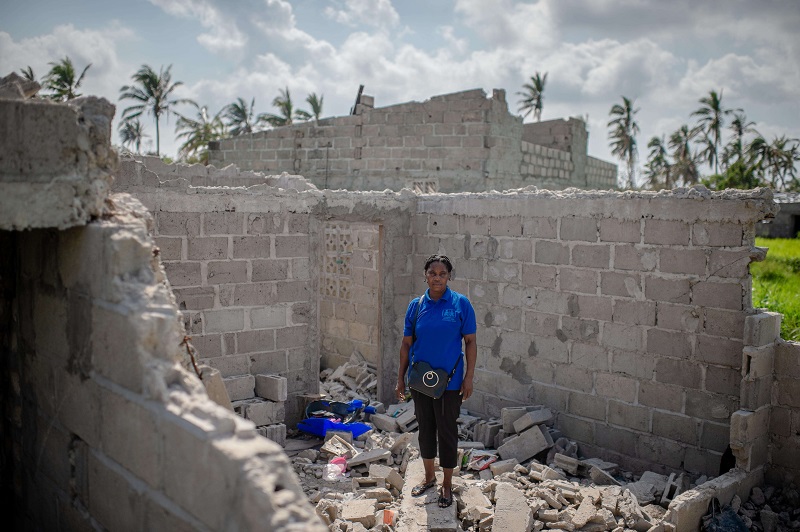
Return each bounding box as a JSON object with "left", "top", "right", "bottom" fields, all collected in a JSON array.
[
  {"left": 20, "top": 66, "right": 36, "bottom": 82},
  {"left": 750, "top": 135, "right": 800, "bottom": 191},
  {"left": 607, "top": 96, "right": 640, "bottom": 188},
  {"left": 644, "top": 136, "right": 672, "bottom": 190},
  {"left": 722, "top": 111, "right": 758, "bottom": 168},
  {"left": 223, "top": 97, "right": 258, "bottom": 136},
  {"left": 175, "top": 103, "right": 227, "bottom": 164},
  {"left": 118, "top": 119, "right": 149, "bottom": 154},
  {"left": 119, "top": 64, "right": 193, "bottom": 156},
  {"left": 691, "top": 89, "right": 737, "bottom": 175},
  {"left": 259, "top": 87, "right": 306, "bottom": 127},
  {"left": 517, "top": 72, "right": 548, "bottom": 122},
  {"left": 295, "top": 92, "right": 324, "bottom": 122},
  {"left": 669, "top": 125, "right": 700, "bottom": 186},
  {"left": 43, "top": 57, "right": 91, "bottom": 101}
]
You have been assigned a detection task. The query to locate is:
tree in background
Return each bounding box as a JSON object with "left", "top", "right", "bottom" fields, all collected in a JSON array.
[
  {"left": 175, "top": 103, "right": 226, "bottom": 165},
  {"left": 750, "top": 135, "right": 800, "bottom": 191},
  {"left": 260, "top": 87, "right": 307, "bottom": 127},
  {"left": 119, "top": 64, "right": 192, "bottom": 156},
  {"left": 644, "top": 135, "right": 672, "bottom": 190},
  {"left": 722, "top": 111, "right": 758, "bottom": 168},
  {"left": 607, "top": 96, "right": 640, "bottom": 188},
  {"left": 223, "top": 97, "right": 259, "bottom": 136},
  {"left": 517, "top": 72, "right": 548, "bottom": 122},
  {"left": 295, "top": 92, "right": 324, "bottom": 122},
  {"left": 20, "top": 66, "right": 36, "bottom": 82},
  {"left": 43, "top": 56, "right": 91, "bottom": 101},
  {"left": 692, "top": 89, "right": 736, "bottom": 175},
  {"left": 118, "top": 119, "right": 149, "bottom": 154},
  {"left": 668, "top": 124, "right": 700, "bottom": 186}
]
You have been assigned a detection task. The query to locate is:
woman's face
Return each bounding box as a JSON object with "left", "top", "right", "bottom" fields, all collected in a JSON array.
[{"left": 425, "top": 261, "right": 450, "bottom": 294}]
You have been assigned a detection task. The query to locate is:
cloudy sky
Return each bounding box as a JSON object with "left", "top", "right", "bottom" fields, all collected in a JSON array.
[{"left": 3, "top": 0, "right": 799, "bottom": 184}]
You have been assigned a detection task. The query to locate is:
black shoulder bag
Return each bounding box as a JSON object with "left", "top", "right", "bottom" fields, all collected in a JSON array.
[{"left": 406, "top": 295, "right": 461, "bottom": 399}]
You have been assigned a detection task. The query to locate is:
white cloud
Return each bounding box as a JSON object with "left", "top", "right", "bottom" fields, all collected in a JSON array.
[
  {"left": 148, "top": 0, "right": 248, "bottom": 53},
  {"left": 324, "top": 0, "right": 400, "bottom": 29}
]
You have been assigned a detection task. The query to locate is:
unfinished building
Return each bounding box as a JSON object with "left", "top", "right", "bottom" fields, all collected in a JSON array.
[
  {"left": 207, "top": 89, "right": 618, "bottom": 193},
  {"left": 2, "top": 76, "right": 799, "bottom": 530}
]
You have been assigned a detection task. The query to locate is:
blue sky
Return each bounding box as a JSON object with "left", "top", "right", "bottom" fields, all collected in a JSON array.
[{"left": 2, "top": 0, "right": 799, "bottom": 184}]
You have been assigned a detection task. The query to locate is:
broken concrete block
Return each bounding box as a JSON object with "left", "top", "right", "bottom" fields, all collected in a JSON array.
[
  {"left": 341, "top": 498, "right": 376, "bottom": 528},
  {"left": 589, "top": 466, "right": 621, "bottom": 486},
  {"left": 458, "top": 485, "right": 493, "bottom": 521},
  {"left": 497, "top": 425, "right": 552, "bottom": 463},
  {"left": 489, "top": 458, "right": 519, "bottom": 476},
  {"left": 255, "top": 373, "right": 288, "bottom": 402},
  {"left": 235, "top": 398, "right": 284, "bottom": 426},
  {"left": 260, "top": 423, "right": 286, "bottom": 446},
  {"left": 390, "top": 432, "right": 416, "bottom": 454},
  {"left": 580, "top": 457, "right": 618, "bottom": 474},
  {"left": 396, "top": 408, "right": 417, "bottom": 432},
  {"left": 626, "top": 480, "right": 657, "bottom": 505},
  {"left": 660, "top": 473, "right": 686, "bottom": 506},
  {"left": 571, "top": 490, "right": 599, "bottom": 528},
  {"left": 513, "top": 408, "right": 553, "bottom": 433},
  {"left": 554, "top": 453, "right": 580, "bottom": 475},
  {"left": 352, "top": 476, "right": 384, "bottom": 491},
  {"left": 363, "top": 487, "right": 392, "bottom": 503},
  {"left": 369, "top": 464, "right": 404, "bottom": 491},
  {"left": 370, "top": 412, "right": 400, "bottom": 433},
  {"left": 347, "top": 448, "right": 391, "bottom": 468},
  {"left": 502, "top": 406, "right": 542, "bottom": 433},
  {"left": 639, "top": 471, "right": 669, "bottom": 497},
  {"left": 530, "top": 465, "right": 565, "bottom": 481},
  {"left": 324, "top": 430, "right": 353, "bottom": 444},
  {"left": 494, "top": 482, "right": 534, "bottom": 532},
  {"left": 320, "top": 435, "right": 359, "bottom": 459},
  {"left": 479, "top": 469, "right": 493, "bottom": 481},
  {"left": 199, "top": 365, "right": 233, "bottom": 411}
]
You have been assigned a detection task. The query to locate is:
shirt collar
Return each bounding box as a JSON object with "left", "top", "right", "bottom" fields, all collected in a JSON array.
[{"left": 424, "top": 286, "right": 452, "bottom": 302}]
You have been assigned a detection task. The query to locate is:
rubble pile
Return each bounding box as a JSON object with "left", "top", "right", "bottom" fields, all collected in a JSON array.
[
  {"left": 725, "top": 484, "right": 800, "bottom": 531},
  {"left": 320, "top": 355, "right": 378, "bottom": 403}
]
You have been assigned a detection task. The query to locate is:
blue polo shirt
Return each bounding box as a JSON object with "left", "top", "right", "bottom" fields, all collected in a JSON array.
[{"left": 404, "top": 287, "right": 477, "bottom": 391}]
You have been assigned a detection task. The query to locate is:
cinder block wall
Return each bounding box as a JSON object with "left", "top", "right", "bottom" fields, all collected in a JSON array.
[
  {"left": 409, "top": 189, "right": 778, "bottom": 476},
  {"left": 2, "top": 202, "right": 322, "bottom": 531},
  {"left": 207, "top": 89, "right": 617, "bottom": 193},
  {"left": 116, "top": 157, "right": 415, "bottom": 424},
  {"left": 772, "top": 340, "right": 800, "bottom": 481}
]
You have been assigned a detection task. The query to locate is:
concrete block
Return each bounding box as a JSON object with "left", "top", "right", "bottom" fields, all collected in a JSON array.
[
  {"left": 223, "top": 374, "right": 255, "bottom": 401},
  {"left": 348, "top": 449, "right": 392, "bottom": 468},
  {"left": 489, "top": 458, "right": 518, "bottom": 476},
  {"left": 692, "top": 281, "right": 743, "bottom": 310},
  {"left": 599, "top": 219, "right": 640, "bottom": 243},
  {"left": 644, "top": 219, "right": 689, "bottom": 245},
  {"left": 258, "top": 423, "right": 286, "bottom": 447},
  {"left": 234, "top": 398, "right": 285, "bottom": 426},
  {"left": 341, "top": 499, "right": 376, "bottom": 528},
  {"left": 743, "top": 312, "right": 781, "bottom": 347},
  {"left": 232, "top": 236, "right": 271, "bottom": 259},
  {"left": 501, "top": 406, "right": 540, "bottom": 433},
  {"left": 187, "top": 236, "right": 228, "bottom": 260},
  {"left": 512, "top": 408, "right": 553, "bottom": 433},
  {"left": 497, "top": 425, "right": 551, "bottom": 463},
  {"left": 614, "top": 245, "right": 658, "bottom": 271},
  {"left": 493, "top": 482, "right": 534, "bottom": 532},
  {"left": 370, "top": 413, "right": 400, "bottom": 433},
  {"left": 369, "top": 464, "right": 404, "bottom": 491},
  {"left": 255, "top": 374, "right": 288, "bottom": 402}
]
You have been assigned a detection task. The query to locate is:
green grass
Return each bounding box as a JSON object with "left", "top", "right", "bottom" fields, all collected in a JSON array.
[{"left": 752, "top": 238, "right": 800, "bottom": 342}]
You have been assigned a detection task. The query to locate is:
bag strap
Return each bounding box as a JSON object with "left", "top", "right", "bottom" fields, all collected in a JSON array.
[{"left": 409, "top": 294, "right": 423, "bottom": 364}]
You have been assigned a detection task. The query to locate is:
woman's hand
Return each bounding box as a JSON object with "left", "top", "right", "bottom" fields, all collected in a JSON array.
[
  {"left": 460, "top": 378, "right": 473, "bottom": 401},
  {"left": 395, "top": 380, "right": 406, "bottom": 402}
]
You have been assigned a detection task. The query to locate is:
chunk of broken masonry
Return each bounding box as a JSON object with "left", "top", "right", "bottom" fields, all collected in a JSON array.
[{"left": 497, "top": 424, "right": 552, "bottom": 463}]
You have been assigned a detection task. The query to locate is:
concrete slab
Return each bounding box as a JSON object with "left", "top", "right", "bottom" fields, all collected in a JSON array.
[{"left": 396, "top": 459, "right": 458, "bottom": 532}]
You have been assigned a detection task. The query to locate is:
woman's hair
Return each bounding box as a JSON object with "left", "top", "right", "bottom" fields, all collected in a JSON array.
[{"left": 424, "top": 254, "right": 453, "bottom": 273}]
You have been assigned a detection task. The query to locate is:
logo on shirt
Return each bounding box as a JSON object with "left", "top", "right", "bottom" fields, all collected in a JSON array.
[{"left": 442, "top": 309, "right": 457, "bottom": 322}]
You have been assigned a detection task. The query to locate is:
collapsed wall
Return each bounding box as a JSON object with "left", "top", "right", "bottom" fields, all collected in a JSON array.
[
  {"left": 0, "top": 83, "right": 324, "bottom": 530},
  {"left": 118, "top": 150, "right": 800, "bottom": 483},
  {"left": 207, "top": 89, "right": 617, "bottom": 193}
]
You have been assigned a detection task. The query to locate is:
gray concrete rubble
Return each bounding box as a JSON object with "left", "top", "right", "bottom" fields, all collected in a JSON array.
[{"left": 285, "top": 396, "right": 785, "bottom": 531}]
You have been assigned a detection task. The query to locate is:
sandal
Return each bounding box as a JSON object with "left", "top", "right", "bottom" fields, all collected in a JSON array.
[
  {"left": 438, "top": 487, "right": 453, "bottom": 508},
  {"left": 411, "top": 479, "right": 436, "bottom": 497}
]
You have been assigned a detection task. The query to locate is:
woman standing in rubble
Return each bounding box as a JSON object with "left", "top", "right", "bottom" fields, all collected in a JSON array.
[{"left": 395, "top": 254, "right": 477, "bottom": 509}]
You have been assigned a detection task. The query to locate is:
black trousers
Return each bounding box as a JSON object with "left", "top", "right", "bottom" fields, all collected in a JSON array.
[{"left": 410, "top": 389, "right": 462, "bottom": 469}]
